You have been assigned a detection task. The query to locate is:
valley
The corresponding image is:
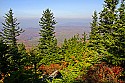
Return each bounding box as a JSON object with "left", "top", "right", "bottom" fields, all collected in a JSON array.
[{"left": 17, "top": 25, "right": 90, "bottom": 49}]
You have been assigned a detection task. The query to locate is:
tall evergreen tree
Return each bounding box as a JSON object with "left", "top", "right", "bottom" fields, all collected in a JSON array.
[
  {"left": 113, "top": 0, "right": 125, "bottom": 66},
  {"left": 90, "top": 11, "right": 98, "bottom": 40},
  {"left": 89, "top": 11, "right": 105, "bottom": 54},
  {"left": 97, "top": 0, "right": 125, "bottom": 65},
  {"left": 99, "top": 0, "right": 118, "bottom": 36},
  {"left": 89, "top": 11, "right": 99, "bottom": 50},
  {"left": 38, "top": 9, "right": 57, "bottom": 64},
  {"left": 98, "top": 0, "right": 119, "bottom": 54},
  {"left": 2, "top": 9, "right": 24, "bottom": 47},
  {"left": 1, "top": 9, "right": 24, "bottom": 68}
]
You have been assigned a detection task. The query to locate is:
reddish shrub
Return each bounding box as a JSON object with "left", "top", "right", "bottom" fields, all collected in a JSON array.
[{"left": 84, "top": 62, "right": 124, "bottom": 83}]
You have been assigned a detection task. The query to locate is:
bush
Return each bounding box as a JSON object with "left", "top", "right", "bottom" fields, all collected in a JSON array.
[{"left": 84, "top": 62, "right": 124, "bottom": 83}]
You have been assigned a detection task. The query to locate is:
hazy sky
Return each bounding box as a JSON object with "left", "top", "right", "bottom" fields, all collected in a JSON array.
[
  {"left": 0, "top": 0, "right": 104, "bottom": 19},
  {"left": 0, "top": 0, "right": 105, "bottom": 28}
]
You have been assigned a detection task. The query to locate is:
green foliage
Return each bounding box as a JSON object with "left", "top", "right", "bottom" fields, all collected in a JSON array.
[
  {"left": 4, "top": 68, "right": 40, "bottom": 83},
  {"left": 101, "top": 0, "right": 125, "bottom": 66},
  {"left": 89, "top": 0, "right": 125, "bottom": 66},
  {"left": 1, "top": 9, "right": 24, "bottom": 47},
  {"left": 38, "top": 8, "right": 57, "bottom": 53},
  {"left": 98, "top": 0, "right": 118, "bottom": 51},
  {"left": 59, "top": 34, "right": 100, "bottom": 83},
  {"left": 1, "top": 9, "right": 24, "bottom": 69},
  {"left": 38, "top": 9, "right": 60, "bottom": 65},
  {"left": 0, "top": 40, "right": 10, "bottom": 75},
  {"left": 4, "top": 48, "right": 42, "bottom": 83},
  {"left": 113, "top": 0, "right": 125, "bottom": 66},
  {"left": 17, "top": 43, "right": 28, "bottom": 67},
  {"left": 28, "top": 48, "right": 41, "bottom": 71},
  {"left": 89, "top": 10, "right": 105, "bottom": 54},
  {"left": 98, "top": 0, "right": 118, "bottom": 54},
  {"left": 90, "top": 11, "right": 98, "bottom": 40}
]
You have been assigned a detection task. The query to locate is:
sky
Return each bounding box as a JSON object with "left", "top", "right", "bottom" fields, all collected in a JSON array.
[
  {"left": 0, "top": 0, "right": 104, "bottom": 19},
  {"left": 0, "top": 0, "right": 104, "bottom": 28}
]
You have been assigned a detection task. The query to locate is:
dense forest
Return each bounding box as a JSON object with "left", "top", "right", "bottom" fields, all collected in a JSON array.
[{"left": 0, "top": 0, "right": 125, "bottom": 83}]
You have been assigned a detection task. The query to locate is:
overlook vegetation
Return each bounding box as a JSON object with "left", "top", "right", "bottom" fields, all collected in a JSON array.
[{"left": 0, "top": 0, "right": 125, "bottom": 83}]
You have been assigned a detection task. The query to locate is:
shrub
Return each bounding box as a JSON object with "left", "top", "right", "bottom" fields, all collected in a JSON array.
[{"left": 84, "top": 62, "right": 124, "bottom": 83}]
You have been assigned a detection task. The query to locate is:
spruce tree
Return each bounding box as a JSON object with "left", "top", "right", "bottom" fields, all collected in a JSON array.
[
  {"left": 97, "top": 0, "right": 125, "bottom": 65},
  {"left": 38, "top": 9, "right": 57, "bottom": 64},
  {"left": 90, "top": 11, "right": 98, "bottom": 40},
  {"left": 117, "top": 0, "right": 125, "bottom": 55},
  {"left": 114, "top": 0, "right": 125, "bottom": 66},
  {"left": 1, "top": 9, "right": 24, "bottom": 68},
  {"left": 89, "top": 11, "right": 104, "bottom": 54},
  {"left": 99, "top": 0, "right": 118, "bottom": 34},
  {"left": 99, "top": 0, "right": 118, "bottom": 41},
  {"left": 2, "top": 9, "right": 24, "bottom": 47},
  {"left": 98, "top": 0, "right": 119, "bottom": 55},
  {"left": 89, "top": 11, "right": 99, "bottom": 50}
]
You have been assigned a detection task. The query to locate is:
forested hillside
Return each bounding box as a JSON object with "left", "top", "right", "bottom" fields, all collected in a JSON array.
[{"left": 0, "top": 0, "right": 125, "bottom": 83}]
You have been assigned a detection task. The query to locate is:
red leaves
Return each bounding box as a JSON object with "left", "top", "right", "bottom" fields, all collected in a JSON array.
[
  {"left": 112, "top": 66, "right": 123, "bottom": 75},
  {"left": 84, "top": 62, "right": 124, "bottom": 83}
]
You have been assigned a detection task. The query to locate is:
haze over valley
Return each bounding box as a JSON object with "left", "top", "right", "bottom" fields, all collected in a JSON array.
[
  {"left": 15, "top": 18, "right": 91, "bottom": 48},
  {"left": 0, "top": 17, "right": 91, "bottom": 49}
]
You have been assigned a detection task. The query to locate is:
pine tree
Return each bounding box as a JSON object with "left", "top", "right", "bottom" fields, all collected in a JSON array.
[
  {"left": 1, "top": 9, "right": 24, "bottom": 68},
  {"left": 97, "top": 0, "right": 125, "bottom": 65},
  {"left": 89, "top": 11, "right": 104, "bottom": 54},
  {"left": 2, "top": 9, "right": 24, "bottom": 47},
  {"left": 114, "top": 0, "right": 125, "bottom": 66},
  {"left": 99, "top": 0, "right": 118, "bottom": 39},
  {"left": 88, "top": 0, "right": 120, "bottom": 64},
  {"left": 98, "top": 0, "right": 119, "bottom": 54},
  {"left": 38, "top": 9, "right": 57, "bottom": 64},
  {"left": 99, "top": 0, "right": 118, "bottom": 36},
  {"left": 90, "top": 11, "right": 98, "bottom": 40},
  {"left": 117, "top": 0, "right": 125, "bottom": 55}
]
